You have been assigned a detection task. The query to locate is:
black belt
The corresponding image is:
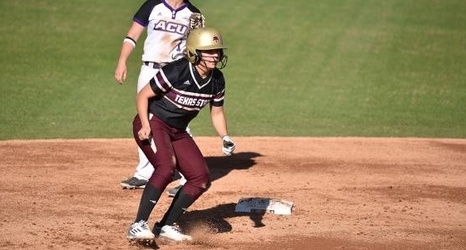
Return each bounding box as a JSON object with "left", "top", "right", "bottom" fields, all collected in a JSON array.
[{"left": 143, "top": 61, "right": 161, "bottom": 69}]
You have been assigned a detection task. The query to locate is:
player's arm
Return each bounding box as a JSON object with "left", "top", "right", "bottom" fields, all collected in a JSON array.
[
  {"left": 136, "top": 83, "right": 157, "bottom": 140},
  {"left": 210, "top": 105, "right": 236, "bottom": 156},
  {"left": 210, "top": 105, "right": 228, "bottom": 137},
  {"left": 114, "top": 22, "right": 145, "bottom": 84}
]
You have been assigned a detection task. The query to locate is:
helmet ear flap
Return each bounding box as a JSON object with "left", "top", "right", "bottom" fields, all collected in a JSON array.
[
  {"left": 187, "top": 50, "right": 202, "bottom": 64},
  {"left": 187, "top": 50, "right": 198, "bottom": 63},
  {"left": 218, "top": 50, "right": 224, "bottom": 60},
  {"left": 195, "top": 50, "right": 202, "bottom": 63}
]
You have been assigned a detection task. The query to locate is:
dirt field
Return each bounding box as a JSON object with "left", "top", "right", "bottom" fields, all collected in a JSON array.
[{"left": 1, "top": 137, "right": 465, "bottom": 250}]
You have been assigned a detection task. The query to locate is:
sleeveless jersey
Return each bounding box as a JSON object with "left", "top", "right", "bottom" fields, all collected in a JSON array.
[
  {"left": 133, "top": 0, "right": 201, "bottom": 63},
  {"left": 148, "top": 58, "right": 226, "bottom": 129}
]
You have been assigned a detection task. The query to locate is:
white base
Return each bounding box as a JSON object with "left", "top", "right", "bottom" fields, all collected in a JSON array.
[{"left": 235, "top": 197, "right": 294, "bottom": 215}]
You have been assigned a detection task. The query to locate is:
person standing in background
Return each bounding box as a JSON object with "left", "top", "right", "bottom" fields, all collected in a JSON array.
[{"left": 114, "top": 0, "right": 205, "bottom": 194}]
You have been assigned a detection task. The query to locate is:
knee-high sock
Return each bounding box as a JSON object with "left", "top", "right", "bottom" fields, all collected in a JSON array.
[
  {"left": 159, "top": 188, "right": 194, "bottom": 226},
  {"left": 135, "top": 183, "right": 162, "bottom": 222}
]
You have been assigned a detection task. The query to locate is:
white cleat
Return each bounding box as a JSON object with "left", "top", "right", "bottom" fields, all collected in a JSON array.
[
  {"left": 127, "top": 220, "right": 155, "bottom": 242},
  {"left": 159, "top": 223, "right": 192, "bottom": 241}
]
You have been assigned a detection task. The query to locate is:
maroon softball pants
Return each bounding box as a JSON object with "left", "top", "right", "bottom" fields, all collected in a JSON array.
[{"left": 132, "top": 114, "right": 211, "bottom": 200}]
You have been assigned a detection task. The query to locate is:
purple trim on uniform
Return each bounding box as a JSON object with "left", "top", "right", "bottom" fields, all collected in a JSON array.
[
  {"left": 162, "top": 0, "right": 188, "bottom": 11},
  {"left": 162, "top": 0, "right": 188, "bottom": 18},
  {"left": 132, "top": 0, "right": 157, "bottom": 27},
  {"left": 133, "top": 17, "right": 147, "bottom": 27}
]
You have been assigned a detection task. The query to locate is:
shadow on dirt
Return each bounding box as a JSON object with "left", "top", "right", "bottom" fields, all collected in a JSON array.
[
  {"left": 181, "top": 203, "right": 266, "bottom": 234},
  {"left": 136, "top": 203, "right": 262, "bottom": 249},
  {"left": 172, "top": 151, "right": 262, "bottom": 183},
  {"left": 206, "top": 151, "right": 262, "bottom": 183},
  {"left": 179, "top": 152, "right": 265, "bottom": 233}
]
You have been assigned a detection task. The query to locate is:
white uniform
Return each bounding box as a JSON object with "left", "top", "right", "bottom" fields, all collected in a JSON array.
[{"left": 133, "top": 0, "right": 200, "bottom": 181}]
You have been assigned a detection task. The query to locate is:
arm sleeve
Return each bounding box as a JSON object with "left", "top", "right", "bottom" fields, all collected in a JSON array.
[
  {"left": 212, "top": 71, "right": 226, "bottom": 107},
  {"left": 133, "top": 0, "right": 159, "bottom": 27}
]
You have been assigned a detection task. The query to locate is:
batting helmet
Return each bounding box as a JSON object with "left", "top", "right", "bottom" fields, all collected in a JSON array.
[{"left": 186, "top": 27, "right": 227, "bottom": 67}]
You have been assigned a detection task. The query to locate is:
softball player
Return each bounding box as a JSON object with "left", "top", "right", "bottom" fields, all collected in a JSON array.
[
  {"left": 115, "top": 0, "right": 202, "bottom": 192},
  {"left": 127, "top": 27, "right": 235, "bottom": 242}
]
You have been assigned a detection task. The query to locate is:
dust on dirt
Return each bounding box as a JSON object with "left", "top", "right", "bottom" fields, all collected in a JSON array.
[{"left": 1, "top": 137, "right": 465, "bottom": 249}]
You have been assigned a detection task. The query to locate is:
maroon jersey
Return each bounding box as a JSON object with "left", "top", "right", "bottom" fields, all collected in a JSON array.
[{"left": 148, "top": 58, "right": 226, "bottom": 129}]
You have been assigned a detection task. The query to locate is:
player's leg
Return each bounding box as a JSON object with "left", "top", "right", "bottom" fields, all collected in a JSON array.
[
  {"left": 120, "top": 64, "right": 158, "bottom": 189},
  {"left": 166, "top": 125, "right": 191, "bottom": 196},
  {"left": 120, "top": 147, "right": 153, "bottom": 189},
  {"left": 127, "top": 114, "right": 177, "bottom": 241},
  {"left": 157, "top": 132, "right": 211, "bottom": 241},
  {"left": 167, "top": 174, "right": 185, "bottom": 197}
]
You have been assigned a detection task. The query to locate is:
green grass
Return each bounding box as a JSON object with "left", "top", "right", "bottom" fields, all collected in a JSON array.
[{"left": 0, "top": 0, "right": 465, "bottom": 139}]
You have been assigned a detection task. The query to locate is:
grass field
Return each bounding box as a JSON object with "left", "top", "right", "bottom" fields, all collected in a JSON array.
[{"left": 0, "top": 0, "right": 465, "bottom": 139}]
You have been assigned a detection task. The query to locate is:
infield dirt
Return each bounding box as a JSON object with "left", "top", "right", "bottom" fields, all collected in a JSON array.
[{"left": 1, "top": 137, "right": 465, "bottom": 249}]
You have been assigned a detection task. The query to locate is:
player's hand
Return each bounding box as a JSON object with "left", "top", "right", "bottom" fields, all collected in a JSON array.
[
  {"left": 137, "top": 126, "right": 151, "bottom": 141},
  {"left": 222, "top": 135, "right": 235, "bottom": 156},
  {"left": 114, "top": 63, "right": 127, "bottom": 85}
]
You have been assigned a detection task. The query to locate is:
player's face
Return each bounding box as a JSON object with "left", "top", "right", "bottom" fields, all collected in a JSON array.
[{"left": 199, "top": 49, "right": 221, "bottom": 69}]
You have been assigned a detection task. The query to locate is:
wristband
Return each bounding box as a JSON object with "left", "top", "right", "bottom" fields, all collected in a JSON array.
[{"left": 123, "top": 36, "right": 136, "bottom": 48}]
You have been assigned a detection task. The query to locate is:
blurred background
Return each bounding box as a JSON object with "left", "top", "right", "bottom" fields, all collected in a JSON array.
[{"left": 0, "top": 0, "right": 465, "bottom": 139}]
